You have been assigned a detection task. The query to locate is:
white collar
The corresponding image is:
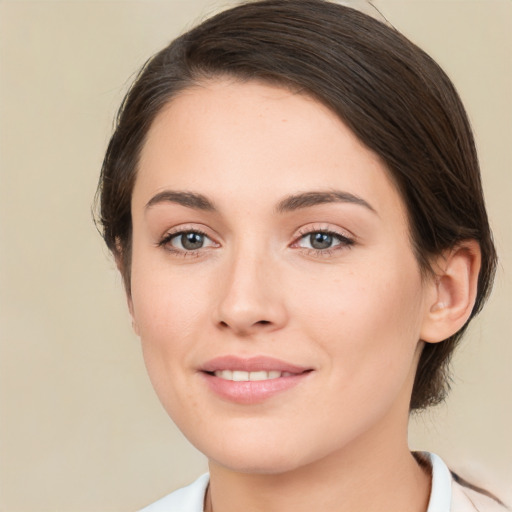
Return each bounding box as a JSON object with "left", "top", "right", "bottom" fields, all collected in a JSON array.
[
  {"left": 423, "top": 452, "right": 453, "bottom": 512},
  {"left": 139, "top": 452, "right": 453, "bottom": 512}
]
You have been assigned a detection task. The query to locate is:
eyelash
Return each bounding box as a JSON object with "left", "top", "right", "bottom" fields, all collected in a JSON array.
[
  {"left": 293, "top": 227, "right": 355, "bottom": 257},
  {"left": 157, "top": 227, "right": 355, "bottom": 258},
  {"left": 157, "top": 228, "right": 216, "bottom": 257}
]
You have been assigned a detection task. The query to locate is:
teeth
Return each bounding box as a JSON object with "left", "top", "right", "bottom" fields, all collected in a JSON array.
[
  {"left": 214, "top": 370, "right": 285, "bottom": 381},
  {"left": 248, "top": 371, "right": 267, "bottom": 381},
  {"left": 233, "top": 370, "right": 249, "bottom": 381},
  {"left": 216, "top": 369, "right": 232, "bottom": 380}
]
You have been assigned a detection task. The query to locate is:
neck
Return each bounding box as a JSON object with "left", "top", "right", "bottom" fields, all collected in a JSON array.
[{"left": 206, "top": 407, "right": 430, "bottom": 512}]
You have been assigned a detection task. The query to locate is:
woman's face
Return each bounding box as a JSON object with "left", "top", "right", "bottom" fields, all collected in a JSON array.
[{"left": 129, "top": 80, "right": 435, "bottom": 473}]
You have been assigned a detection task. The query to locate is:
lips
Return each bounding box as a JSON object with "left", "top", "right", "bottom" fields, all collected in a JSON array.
[
  {"left": 214, "top": 370, "right": 294, "bottom": 381},
  {"left": 200, "top": 356, "right": 313, "bottom": 404},
  {"left": 201, "top": 355, "right": 309, "bottom": 374}
]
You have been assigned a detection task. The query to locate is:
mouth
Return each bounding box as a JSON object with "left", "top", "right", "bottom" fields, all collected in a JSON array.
[
  {"left": 211, "top": 370, "right": 297, "bottom": 381},
  {"left": 200, "top": 356, "right": 313, "bottom": 404}
]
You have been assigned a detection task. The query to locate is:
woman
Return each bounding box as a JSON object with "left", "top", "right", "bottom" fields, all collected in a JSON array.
[{"left": 96, "top": 0, "right": 506, "bottom": 510}]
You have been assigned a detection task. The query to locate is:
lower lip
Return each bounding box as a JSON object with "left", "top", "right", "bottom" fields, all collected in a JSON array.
[{"left": 201, "top": 372, "right": 312, "bottom": 404}]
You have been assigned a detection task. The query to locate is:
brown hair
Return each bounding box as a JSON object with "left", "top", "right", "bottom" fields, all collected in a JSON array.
[{"left": 96, "top": 0, "right": 497, "bottom": 410}]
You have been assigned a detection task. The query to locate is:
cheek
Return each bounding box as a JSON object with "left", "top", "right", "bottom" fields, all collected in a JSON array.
[
  {"left": 128, "top": 249, "right": 206, "bottom": 383},
  {"left": 130, "top": 244, "right": 207, "bottom": 337},
  {"left": 293, "top": 259, "right": 425, "bottom": 381},
  {"left": 130, "top": 265, "right": 209, "bottom": 425}
]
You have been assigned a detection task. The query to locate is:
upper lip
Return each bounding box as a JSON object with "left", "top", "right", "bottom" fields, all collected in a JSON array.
[{"left": 201, "top": 356, "right": 311, "bottom": 374}]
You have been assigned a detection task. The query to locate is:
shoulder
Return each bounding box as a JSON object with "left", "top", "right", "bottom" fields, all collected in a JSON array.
[
  {"left": 417, "top": 452, "right": 509, "bottom": 512},
  {"left": 451, "top": 473, "right": 510, "bottom": 512},
  {"left": 137, "top": 473, "right": 210, "bottom": 512}
]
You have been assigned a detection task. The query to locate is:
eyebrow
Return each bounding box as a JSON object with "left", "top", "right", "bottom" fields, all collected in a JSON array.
[
  {"left": 145, "top": 191, "right": 215, "bottom": 211},
  {"left": 275, "top": 191, "right": 376, "bottom": 214},
  {"left": 144, "top": 189, "right": 376, "bottom": 215}
]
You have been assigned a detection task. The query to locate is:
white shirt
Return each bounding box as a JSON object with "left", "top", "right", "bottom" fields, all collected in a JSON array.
[{"left": 139, "top": 452, "right": 507, "bottom": 512}]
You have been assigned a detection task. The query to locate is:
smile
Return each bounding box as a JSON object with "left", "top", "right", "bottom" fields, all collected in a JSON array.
[
  {"left": 201, "top": 356, "right": 313, "bottom": 404},
  {"left": 213, "top": 370, "right": 295, "bottom": 381}
]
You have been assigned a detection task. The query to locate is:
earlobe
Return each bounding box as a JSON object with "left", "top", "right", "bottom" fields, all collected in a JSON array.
[
  {"left": 125, "top": 295, "right": 139, "bottom": 336},
  {"left": 420, "top": 240, "right": 481, "bottom": 343},
  {"left": 114, "top": 251, "right": 139, "bottom": 337},
  {"left": 130, "top": 312, "right": 140, "bottom": 337}
]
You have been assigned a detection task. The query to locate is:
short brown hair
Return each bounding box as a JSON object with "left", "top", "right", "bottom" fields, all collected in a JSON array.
[{"left": 96, "top": 0, "right": 497, "bottom": 410}]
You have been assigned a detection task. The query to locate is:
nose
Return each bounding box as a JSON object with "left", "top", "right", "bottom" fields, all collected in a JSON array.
[{"left": 214, "top": 247, "right": 288, "bottom": 336}]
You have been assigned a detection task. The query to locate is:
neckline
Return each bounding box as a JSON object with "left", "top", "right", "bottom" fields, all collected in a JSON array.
[
  {"left": 416, "top": 451, "right": 452, "bottom": 512},
  {"left": 199, "top": 451, "right": 453, "bottom": 512}
]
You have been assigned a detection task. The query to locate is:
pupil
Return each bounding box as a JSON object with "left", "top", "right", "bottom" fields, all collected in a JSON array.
[
  {"left": 182, "top": 232, "right": 204, "bottom": 250},
  {"left": 311, "top": 232, "right": 332, "bottom": 250}
]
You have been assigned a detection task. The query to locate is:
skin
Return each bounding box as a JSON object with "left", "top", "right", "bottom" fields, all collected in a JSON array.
[{"left": 127, "top": 80, "right": 480, "bottom": 512}]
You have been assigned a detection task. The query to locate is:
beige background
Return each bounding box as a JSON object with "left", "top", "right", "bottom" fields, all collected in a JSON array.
[{"left": 0, "top": 1, "right": 510, "bottom": 510}]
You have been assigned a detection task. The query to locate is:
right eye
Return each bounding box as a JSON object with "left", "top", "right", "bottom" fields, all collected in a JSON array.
[{"left": 160, "top": 230, "right": 217, "bottom": 253}]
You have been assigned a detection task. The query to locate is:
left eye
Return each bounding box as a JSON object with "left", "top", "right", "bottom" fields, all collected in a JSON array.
[
  {"left": 167, "top": 231, "right": 216, "bottom": 251},
  {"left": 297, "top": 231, "right": 350, "bottom": 250}
]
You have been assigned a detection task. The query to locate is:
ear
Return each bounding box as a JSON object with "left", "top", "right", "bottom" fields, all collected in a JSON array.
[
  {"left": 128, "top": 297, "right": 140, "bottom": 337},
  {"left": 420, "top": 240, "right": 481, "bottom": 343},
  {"left": 114, "top": 251, "right": 140, "bottom": 337}
]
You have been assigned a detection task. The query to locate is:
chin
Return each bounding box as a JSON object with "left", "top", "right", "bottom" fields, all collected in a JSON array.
[
  {"left": 178, "top": 422, "right": 298, "bottom": 474},
  {"left": 210, "top": 450, "right": 307, "bottom": 475},
  {"left": 192, "top": 427, "right": 329, "bottom": 476}
]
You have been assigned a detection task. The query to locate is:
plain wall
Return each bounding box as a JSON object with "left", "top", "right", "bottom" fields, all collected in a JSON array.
[{"left": 0, "top": 1, "right": 510, "bottom": 510}]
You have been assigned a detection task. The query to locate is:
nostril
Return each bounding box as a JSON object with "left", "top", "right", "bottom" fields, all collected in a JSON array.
[{"left": 256, "top": 320, "right": 271, "bottom": 325}]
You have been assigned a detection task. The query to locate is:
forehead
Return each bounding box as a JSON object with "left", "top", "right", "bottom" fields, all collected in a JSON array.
[{"left": 135, "top": 79, "right": 406, "bottom": 221}]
